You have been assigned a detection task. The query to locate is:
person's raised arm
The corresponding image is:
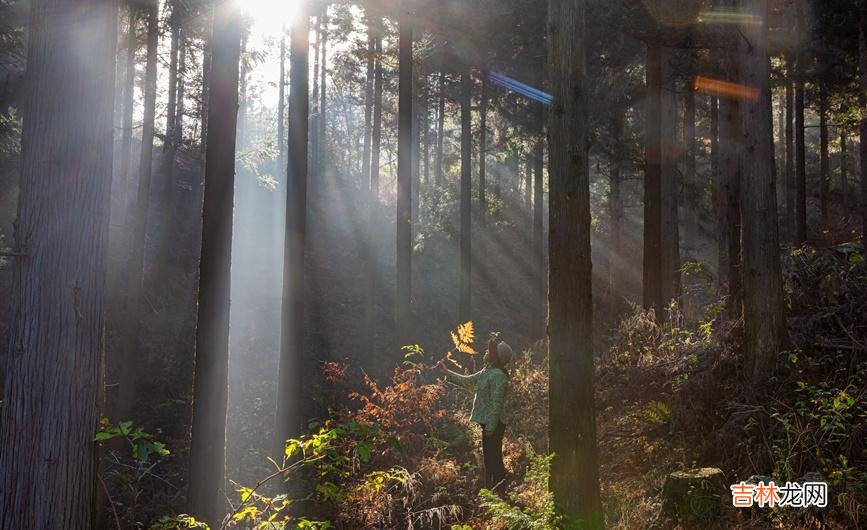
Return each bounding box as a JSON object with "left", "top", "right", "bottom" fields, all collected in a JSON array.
[{"left": 436, "top": 359, "right": 483, "bottom": 391}]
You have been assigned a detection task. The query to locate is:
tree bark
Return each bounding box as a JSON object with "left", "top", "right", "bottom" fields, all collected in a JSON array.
[
  {"left": 840, "top": 127, "right": 848, "bottom": 203},
  {"left": 738, "top": 0, "right": 789, "bottom": 385},
  {"left": 397, "top": 21, "right": 413, "bottom": 343},
  {"left": 683, "top": 65, "right": 697, "bottom": 251},
  {"left": 120, "top": 7, "right": 137, "bottom": 210},
  {"left": 176, "top": 30, "right": 186, "bottom": 148},
  {"left": 117, "top": 0, "right": 159, "bottom": 421},
  {"left": 711, "top": 94, "right": 719, "bottom": 263},
  {"left": 785, "top": 54, "right": 794, "bottom": 243},
  {"left": 199, "top": 4, "right": 212, "bottom": 158},
  {"left": 411, "top": 59, "right": 421, "bottom": 225},
  {"left": 819, "top": 88, "right": 829, "bottom": 227},
  {"left": 165, "top": 0, "right": 179, "bottom": 148},
  {"left": 660, "top": 48, "right": 680, "bottom": 307},
  {"left": 479, "top": 72, "right": 488, "bottom": 225},
  {"left": 275, "top": 0, "right": 309, "bottom": 463},
  {"left": 187, "top": 0, "right": 241, "bottom": 524},
  {"left": 525, "top": 157, "right": 532, "bottom": 211},
  {"left": 371, "top": 16, "right": 383, "bottom": 198},
  {"left": 311, "top": 11, "right": 320, "bottom": 173},
  {"left": 318, "top": 5, "right": 328, "bottom": 174},
  {"left": 609, "top": 108, "right": 624, "bottom": 318},
  {"left": 435, "top": 70, "right": 445, "bottom": 188},
  {"left": 0, "top": 1, "right": 117, "bottom": 528},
  {"left": 547, "top": 1, "right": 601, "bottom": 526},
  {"left": 718, "top": 52, "right": 742, "bottom": 319},
  {"left": 422, "top": 73, "right": 431, "bottom": 187},
  {"left": 459, "top": 65, "right": 472, "bottom": 323},
  {"left": 362, "top": 16, "right": 374, "bottom": 189},
  {"left": 643, "top": 43, "right": 663, "bottom": 314},
  {"left": 795, "top": 4, "right": 807, "bottom": 244},
  {"left": 862, "top": 0, "right": 867, "bottom": 239},
  {"left": 533, "top": 107, "right": 545, "bottom": 337},
  {"left": 277, "top": 33, "right": 286, "bottom": 178}
]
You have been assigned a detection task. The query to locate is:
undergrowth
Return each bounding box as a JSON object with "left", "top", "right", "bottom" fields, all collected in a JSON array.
[{"left": 100, "top": 245, "right": 866, "bottom": 529}]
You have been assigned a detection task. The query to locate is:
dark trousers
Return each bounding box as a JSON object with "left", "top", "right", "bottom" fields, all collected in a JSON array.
[{"left": 481, "top": 422, "right": 506, "bottom": 491}]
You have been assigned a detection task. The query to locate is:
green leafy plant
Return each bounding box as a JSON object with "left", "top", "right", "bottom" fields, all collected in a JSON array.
[
  {"left": 480, "top": 450, "right": 561, "bottom": 530},
  {"left": 148, "top": 514, "right": 209, "bottom": 530},
  {"left": 643, "top": 401, "right": 672, "bottom": 425},
  {"left": 95, "top": 419, "right": 173, "bottom": 529},
  {"left": 95, "top": 419, "right": 170, "bottom": 463}
]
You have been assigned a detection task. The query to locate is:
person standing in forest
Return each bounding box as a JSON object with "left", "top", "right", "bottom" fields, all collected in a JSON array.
[{"left": 436, "top": 339, "right": 513, "bottom": 493}]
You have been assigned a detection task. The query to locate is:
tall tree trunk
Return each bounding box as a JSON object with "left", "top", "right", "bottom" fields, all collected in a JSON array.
[
  {"left": 738, "top": 0, "right": 789, "bottom": 385},
  {"left": 237, "top": 35, "right": 249, "bottom": 147},
  {"left": 819, "top": 88, "right": 829, "bottom": 227},
  {"left": 311, "top": 11, "right": 321, "bottom": 173},
  {"left": 683, "top": 64, "right": 697, "bottom": 251},
  {"left": 411, "top": 63, "right": 421, "bottom": 224},
  {"left": 643, "top": 43, "right": 663, "bottom": 314},
  {"left": 479, "top": 72, "right": 488, "bottom": 225},
  {"left": 785, "top": 55, "right": 795, "bottom": 243},
  {"left": 361, "top": 19, "right": 374, "bottom": 188},
  {"left": 317, "top": 3, "right": 328, "bottom": 167},
  {"left": 275, "top": 0, "right": 309, "bottom": 461},
  {"left": 371, "top": 16, "right": 383, "bottom": 198},
  {"left": 0, "top": 1, "right": 116, "bottom": 528},
  {"left": 459, "top": 65, "right": 472, "bottom": 323},
  {"left": 718, "top": 51, "right": 742, "bottom": 318},
  {"left": 176, "top": 31, "right": 186, "bottom": 148},
  {"left": 840, "top": 127, "right": 848, "bottom": 203},
  {"left": 862, "top": 0, "right": 867, "bottom": 239},
  {"left": 319, "top": 6, "right": 328, "bottom": 174},
  {"left": 525, "top": 158, "right": 532, "bottom": 211},
  {"left": 711, "top": 94, "right": 719, "bottom": 264},
  {"left": 609, "top": 108, "right": 624, "bottom": 318},
  {"left": 435, "top": 70, "right": 445, "bottom": 188},
  {"left": 277, "top": 33, "right": 286, "bottom": 178},
  {"left": 120, "top": 7, "right": 137, "bottom": 209},
  {"left": 422, "top": 73, "right": 431, "bottom": 187},
  {"left": 199, "top": 4, "right": 212, "bottom": 158},
  {"left": 162, "top": 1, "right": 180, "bottom": 203},
  {"left": 795, "top": 5, "right": 807, "bottom": 243},
  {"left": 397, "top": 21, "right": 413, "bottom": 342},
  {"left": 187, "top": 0, "right": 241, "bottom": 524},
  {"left": 117, "top": 0, "right": 159, "bottom": 421},
  {"left": 660, "top": 48, "right": 680, "bottom": 307},
  {"left": 533, "top": 107, "right": 545, "bottom": 337},
  {"left": 165, "top": 0, "right": 179, "bottom": 148},
  {"left": 547, "top": 0, "right": 601, "bottom": 525}
]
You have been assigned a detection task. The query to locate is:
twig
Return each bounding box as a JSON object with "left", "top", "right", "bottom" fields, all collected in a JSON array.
[
  {"left": 99, "top": 474, "right": 123, "bottom": 530},
  {"left": 835, "top": 316, "right": 865, "bottom": 351},
  {"left": 218, "top": 455, "right": 324, "bottom": 530}
]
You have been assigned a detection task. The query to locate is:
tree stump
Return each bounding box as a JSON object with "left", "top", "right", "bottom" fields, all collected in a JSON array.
[{"left": 661, "top": 467, "right": 727, "bottom": 522}]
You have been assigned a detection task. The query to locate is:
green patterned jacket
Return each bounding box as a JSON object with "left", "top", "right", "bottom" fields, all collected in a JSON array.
[{"left": 445, "top": 366, "right": 509, "bottom": 433}]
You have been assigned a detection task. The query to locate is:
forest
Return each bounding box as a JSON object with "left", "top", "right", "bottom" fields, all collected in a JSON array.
[{"left": 0, "top": 0, "right": 865, "bottom": 528}]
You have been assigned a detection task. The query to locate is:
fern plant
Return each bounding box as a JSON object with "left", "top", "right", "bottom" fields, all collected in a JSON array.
[{"left": 480, "top": 450, "right": 561, "bottom": 530}]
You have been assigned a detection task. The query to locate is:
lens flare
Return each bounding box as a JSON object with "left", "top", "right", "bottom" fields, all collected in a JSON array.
[
  {"left": 696, "top": 8, "right": 762, "bottom": 26},
  {"left": 694, "top": 76, "right": 759, "bottom": 102},
  {"left": 487, "top": 71, "right": 552, "bottom": 106}
]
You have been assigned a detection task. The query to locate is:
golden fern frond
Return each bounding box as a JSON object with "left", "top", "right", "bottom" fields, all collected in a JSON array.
[
  {"left": 457, "top": 342, "right": 478, "bottom": 355},
  {"left": 457, "top": 321, "right": 475, "bottom": 345},
  {"left": 450, "top": 331, "right": 461, "bottom": 349}
]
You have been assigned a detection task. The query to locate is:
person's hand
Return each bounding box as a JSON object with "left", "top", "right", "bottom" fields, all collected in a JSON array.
[{"left": 435, "top": 359, "right": 447, "bottom": 373}]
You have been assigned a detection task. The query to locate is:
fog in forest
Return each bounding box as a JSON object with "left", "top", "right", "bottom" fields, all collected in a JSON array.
[{"left": 0, "top": 0, "right": 865, "bottom": 528}]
